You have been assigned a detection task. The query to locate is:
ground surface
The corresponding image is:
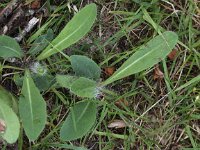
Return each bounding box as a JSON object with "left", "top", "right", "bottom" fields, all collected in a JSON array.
[{"left": 0, "top": 0, "right": 200, "bottom": 150}]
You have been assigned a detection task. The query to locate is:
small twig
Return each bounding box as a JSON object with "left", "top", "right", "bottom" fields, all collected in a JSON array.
[
  {"left": 2, "top": 72, "right": 21, "bottom": 77},
  {"left": 15, "top": 17, "right": 39, "bottom": 42}
]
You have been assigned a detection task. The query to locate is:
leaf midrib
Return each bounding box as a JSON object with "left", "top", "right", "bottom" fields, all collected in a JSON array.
[
  {"left": 25, "top": 77, "right": 34, "bottom": 131},
  {"left": 0, "top": 46, "right": 21, "bottom": 56},
  {"left": 41, "top": 11, "right": 94, "bottom": 57},
  {"left": 110, "top": 40, "right": 170, "bottom": 80},
  {"left": 76, "top": 102, "right": 90, "bottom": 122}
]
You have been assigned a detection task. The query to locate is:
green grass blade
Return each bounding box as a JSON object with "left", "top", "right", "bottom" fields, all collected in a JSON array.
[
  {"left": 175, "top": 75, "right": 200, "bottom": 92},
  {"left": 185, "top": 125, "right": 197, "bottom": 148}
]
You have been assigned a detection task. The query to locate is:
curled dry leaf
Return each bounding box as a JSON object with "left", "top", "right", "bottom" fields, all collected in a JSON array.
[
  {"left": 0, "top": 119, "right": 6, "bottom": 134},
  {"left": 108, "top": 120, "right": 127, "bottom": 129},
  {"left": 104, "top": 67, "right": 115, "bottom": 76},
  {"left": 115, "top": 98, "right": 129, "bottom": 108},
  {"left": 168, "top": 49, "right": 177, "bottom": 60},
  {"left": 31, "top": 0, "right": 41, "bottom": 9},
  {"left": 153, "top": 65, "right": 164, "bottom": 80}
]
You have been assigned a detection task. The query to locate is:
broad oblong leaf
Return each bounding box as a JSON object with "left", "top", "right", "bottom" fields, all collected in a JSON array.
[
  {"left": 70, "top": 77, "right": 97, "bottom": 98},
  {"left": 103, "top": 31, "right": 178, "bottom": 85},
  {"left": 60, "top": 100, "right": 97, "bottom": 141},
  {"left": 32, "top": 73, "right": 55, "bottom": 91},
  {"left": 0, "top": 35, "right": 24, "bottom": 59},
  {"left": 37, "top": 3, "right": 97, "bottom": 60},
  {"left": 0, "top": 102, "right": 20, "bottom": 144},
  {"left": 0, "top": 86, "right": 18, "bottom": 113},
  {"left": 70, "top": 55, "right": 101, "bottom": 81},
  {"left": 56, "top": 74, "right": 76, "bottom": 89},
  {"left": 19, "top": 70, "right": 47, "bottom": 141}
]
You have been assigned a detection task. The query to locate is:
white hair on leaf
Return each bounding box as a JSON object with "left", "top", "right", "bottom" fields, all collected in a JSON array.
[{"left": 30, "top": 62, "right": 47, "bottom": 76}]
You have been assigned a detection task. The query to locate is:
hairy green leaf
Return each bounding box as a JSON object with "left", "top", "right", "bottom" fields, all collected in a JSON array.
[
  {"left": 37, "top": 3, "right": 97, "bottom": 60},
  {"left": 0, "top": 35, "right": 24, "bottom": 59},
  {"left": 14, "top": 73, "right": 55, "bottom": 92},
  {"left": 56, "top": 74, "right": 76, "bottom": 89},
  {"left": 70, "top": 77, "right": 97, "bottom": 98},
  {"left": 28, "top": 29, "right": 54, "bottom": 56},
  {"left": 0, "top": 102, "right": 20, "bottom": 144},
  {"left": 19, "top": 70, "right": 47, "bottom": 141},
  {"left": 60, "top": 100, "right": 97, "bottom": 141},
  {"left": 103, "top": 31, "right": 178, "bottom": 85},
  {"left": 0, "top": 86, "right": 18, "bottom": 113},
  {"left": 70, "top": 55, "right": 101, "bottom": 80},
  {"left": 32, "top": 73, "right": 55, "bottom": 91}
]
